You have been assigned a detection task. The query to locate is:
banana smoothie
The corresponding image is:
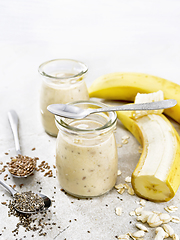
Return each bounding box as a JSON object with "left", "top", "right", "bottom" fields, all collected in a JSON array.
[
  {"left": 55, "top": 101, "right": 118, "bottom": 197},
  {"left": 40, "top": 76, "right": 89, "bottom": 136},
  {"left": 39, "top": 59, "right": 89, "bottom": 136}
]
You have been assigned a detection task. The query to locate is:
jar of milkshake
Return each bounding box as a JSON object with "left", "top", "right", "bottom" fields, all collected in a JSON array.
[
  {"left": 38, "top": 59, "right": 89, "bottom": 137},
  {"left": 55, "top": 101, "right": 118, "bottom": 198}
]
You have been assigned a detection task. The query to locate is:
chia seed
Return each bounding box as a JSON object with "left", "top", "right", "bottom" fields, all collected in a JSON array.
[
  {"left": 13, "top": 191, "right": 45, "bottom": 213},
  {"left": 7, "top": 199, "right": 56, "bottom": 237}
]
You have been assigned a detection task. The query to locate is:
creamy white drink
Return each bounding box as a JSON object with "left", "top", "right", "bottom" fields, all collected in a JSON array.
[
  {"left": 55, "top": 102, "right": 118, "bottom": 197},
  {"left": 40, "top": 75, "right": 89, "bottom": 136},
  {"left": 39, "top": 59, "right": 89, "bottom": 136}
]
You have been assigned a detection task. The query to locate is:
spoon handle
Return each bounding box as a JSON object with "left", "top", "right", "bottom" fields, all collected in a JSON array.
[
  {"left": 8, "top": 110, "right": 21, "bottom": 155},
  {"left": 90, "top": 99, "right": 177, "bottom": 114},
  {"left": 0, "top": 180, "right": 17, "bottom": 196}
]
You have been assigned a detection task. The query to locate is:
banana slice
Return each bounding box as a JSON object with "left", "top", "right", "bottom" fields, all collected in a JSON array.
[{"left": 132, "top": 90, "right": 164, "bottom": 119}]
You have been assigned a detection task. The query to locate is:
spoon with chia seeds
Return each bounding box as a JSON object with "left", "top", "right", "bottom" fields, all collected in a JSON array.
[
  {"left": 7, "top": 110, "right": 37, "bottom": 178},
  {"left": 0, "top": 180, "right": 51, "bottom": 214}
]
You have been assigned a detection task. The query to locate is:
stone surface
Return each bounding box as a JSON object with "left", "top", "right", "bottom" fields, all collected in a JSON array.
[{"left": 0, "top": 1, "right": 180, "bottom": 239}]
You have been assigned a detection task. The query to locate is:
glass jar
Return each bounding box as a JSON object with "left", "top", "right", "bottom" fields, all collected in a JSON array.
[
  {"left": 55, "top": 101, "right": 118, "bottom": 198},
  {"left": 38, "top": 59, "right": 89, "bottom": 137}
]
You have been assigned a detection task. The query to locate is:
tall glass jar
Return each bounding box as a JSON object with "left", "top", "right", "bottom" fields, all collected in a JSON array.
[
  {"left": 38, "top": 59, "right": 89, "bottom": 137},
  {"left": 55, "top": 101, "right": 118, "bottom": 198}
]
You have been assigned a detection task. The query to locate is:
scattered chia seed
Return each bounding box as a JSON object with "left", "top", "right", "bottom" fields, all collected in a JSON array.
[{"left": 7, "top": 199, "right": 59, "bottom": 238}]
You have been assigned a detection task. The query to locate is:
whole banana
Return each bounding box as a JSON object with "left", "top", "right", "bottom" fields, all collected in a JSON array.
[{"left": 88, "top": 72, "right": 180, "bottom": 124}]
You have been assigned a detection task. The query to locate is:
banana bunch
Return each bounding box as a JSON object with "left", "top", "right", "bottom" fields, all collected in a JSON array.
[
  {"left": 88, "top": 72, "right": 180, "bottom": 124},
  {"left": 117, "top": 92, "right": 180, "bottom": 202}
]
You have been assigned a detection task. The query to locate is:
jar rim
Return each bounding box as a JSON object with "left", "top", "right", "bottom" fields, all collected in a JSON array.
[
  {"left": 55, "top": 100, "right": 117, "bottom": 133},
  {"left": 38, "top": 59, "right": 88, "bottom": 80}
]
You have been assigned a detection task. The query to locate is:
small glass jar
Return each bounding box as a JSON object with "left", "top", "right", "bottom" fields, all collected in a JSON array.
[
  {"left": 38, "top": 59, "right": 89, "bottom": 137},
  {"left": 55, "top": 101, "right": 118, "bottom": 198}
]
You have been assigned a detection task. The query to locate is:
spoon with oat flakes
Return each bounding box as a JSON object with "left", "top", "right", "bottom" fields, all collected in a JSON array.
[{"left": 7, "top": 110, "right": 37, "bottom": 178}]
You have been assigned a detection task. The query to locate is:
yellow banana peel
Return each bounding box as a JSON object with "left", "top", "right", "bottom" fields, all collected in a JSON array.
[
  {"left": 117, "top": 110, "right": 180, "bottom": 202},
  {"left": 89, "top": 72, "right": 180, "bottom": 124}
]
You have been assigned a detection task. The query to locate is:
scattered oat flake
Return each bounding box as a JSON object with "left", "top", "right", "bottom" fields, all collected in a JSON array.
[
  {"left": 115, "top": 207, "right": 123, "bottom": 216},
  {"left": 115, "top": 183, "right": 125, "bottom": 189},
  {"left": 122, "top": 135, "right": 130, "bottom": 140},
  {"left": 124, "top": 183, "right": 129, "bottom": 189},
  {"left": 127, "top": 232, "right": 136, "bottom": 240},
  {"left": 165, "top": 206, "right": 178, "bottom": 213},
  {"left": 125, "top": 176, "right": 131, "bottom": 183},
  {"left": 118, "top": 234, "right": 130, "bottom": 240},
  {"left": 117, "top": 188, "right": 125, "bottom": 195},
  {"left": 135, "top": 207, "right": 144, "bottom": 216},
  {"left": 129, "top": 211, "right": 136, "bottom": 216},
  {"left": 139, "top": 199, "right": 146, "bottom": 206},
  {"left": 117, "top": 169, "right": 122, "bottom": 176},
  {"left": 171, "top": 216, "right": 180, "bottom": 223},
  {"left": 117, "top": 144, "right": 122, "bottom": 148},
  {"left": 152, "top": 210, "right": 161, "bottom": 215},
  {"left": 122, "top": 139, "right": 128, "bottom": 144},
  {"left": 163, "top": 224, "right": 175, "bottom": 237},
  {"left": 136, "top": 223, "right": 148, "bottom": 232},
  {"left": 159, "top": 213, "right": 171, "bottom": 223},
  {"left": 172, "top": 233, "right": 179, "bottom": 240},
  {"left": 132, "top": 230, "right": 145, "bottom": 238},
  {"left": 128, "top": 187, "right": 135, "bottom": 195}
]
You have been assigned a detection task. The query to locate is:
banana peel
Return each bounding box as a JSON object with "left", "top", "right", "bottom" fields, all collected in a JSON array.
[
  {"left": 117, "top": 110, "right": 180, "bottom": 202},
  {"left": 88, "top": 72, "right": 180, "bottom": 124}
]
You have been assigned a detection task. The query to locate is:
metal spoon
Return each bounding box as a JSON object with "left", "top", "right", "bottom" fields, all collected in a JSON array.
[
  {"left": 0, "top": 180, "right": 51, "bottom": 214},
  {"left": 8, "top": 110, "right": 36, "bottom": 178},
  {"left": 47, "top": 99, "right": 177, "bottom": 119}
]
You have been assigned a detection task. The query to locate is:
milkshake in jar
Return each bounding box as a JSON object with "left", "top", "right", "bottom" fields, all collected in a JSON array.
[
  {"left": 38, "top": 59, "right": 89, "bottom": 137},
  {"left": 55, "top": 101, "right": 118, "bottom": 198}
]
